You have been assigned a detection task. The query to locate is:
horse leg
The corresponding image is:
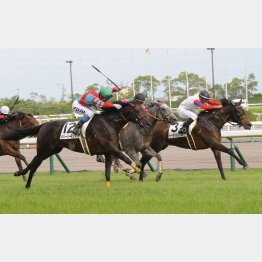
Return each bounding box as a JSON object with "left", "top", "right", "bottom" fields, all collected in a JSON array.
[
  {"left": 139, "top": 154, "right": 153, "bottom": 181},
  {"left": 96, "top": 155, "right": 105, "bottom": 163},
  {"left": 104, "top": 154, "right": 113, "bottom": 188},
  {"left": 212, "top": 149, "right": 226, "bottom": 180},
  {"left": 15, "top": 157, "right": 27, "bottom": 182},
  {"left": 210, "top": 143, "right": 248, "bottom": 169},
  {"left": 141, "top": 146, "right": 163, "bottom": 182},
  {"left": 112, "top": 157, "right": 134, "bottom": 178},
  {"left": 25, "top": 156, "right": 45, "bottom": 189},
  {"left": 110, "top": 146, "right": 141, "bottom": 174},
  {"left": 25, "top": 146, "right": 63, "bottom": 188}
]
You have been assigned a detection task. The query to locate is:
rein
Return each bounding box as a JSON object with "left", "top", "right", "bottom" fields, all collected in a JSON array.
[{"left": 145, "top": 111, "right": 165, "bottom": 121}]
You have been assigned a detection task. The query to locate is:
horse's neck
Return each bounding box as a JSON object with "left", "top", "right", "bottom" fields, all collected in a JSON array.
[
  {"left": 207, "top": 107, "right": 231, "bottom": 129},
  {"left": 99, "top": 109, "right": 130, "bottom": 132},
  {"left": 145, "top": 106, "right": 158, "bottom": 126}
]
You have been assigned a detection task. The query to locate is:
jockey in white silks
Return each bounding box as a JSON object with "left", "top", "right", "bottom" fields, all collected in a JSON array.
[{"left": 177, "top": 90, "right": 222, "bottom": 134}]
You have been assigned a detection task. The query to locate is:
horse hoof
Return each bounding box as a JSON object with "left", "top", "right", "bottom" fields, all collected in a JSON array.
[
  {"left": 113, "top": 166, "right": 119, "bottom": 173},
  {"left": 25, "top": 185, "right": 30, "bottom": 189},
  {"left": 123, "top": 168, "right": 133, "bottom": 174},
  {"left": 142, "top": 173, "right": 149, "bottom": 178},
  {"left": 129, "top": 175, "right": 136, "bottom": 180},
  {"left": 14, "top": 171, "right": 21, "bottom": 176},
  {"left": 243, "top": 165, "right": 249, "bottom": 170},
  {"left": 156, "top": 175, "right": 162, "bottom": 182}
]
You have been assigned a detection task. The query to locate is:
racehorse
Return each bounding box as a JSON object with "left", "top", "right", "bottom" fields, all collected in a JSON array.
[
  {"left": 113, "top": 101, "right": 177, "bottom": 180},
  {"left": 121, "top": 98, "right": 252, "bottom": 181},
  {"left": 0, "top": 102, "right": 147, "bottom": 188},
  {"left": 0, "top": 112, "right": 39, "bottom": 181}
]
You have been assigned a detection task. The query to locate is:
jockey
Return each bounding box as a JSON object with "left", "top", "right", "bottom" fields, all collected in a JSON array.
[
  {"left": 0, "top": 106, "right": 10, "bottom": 121},
  {"left": 71, "top": 86, "right": 123, "bottom": 135},
  {"left": 177, "top": 90, "right": 222, "bottom": 134},
  {"left": 120, "top": 93, "right": 146, "bottom": 108}
]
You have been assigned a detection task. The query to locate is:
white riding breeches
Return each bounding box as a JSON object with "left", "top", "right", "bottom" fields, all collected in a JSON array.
[
  {"left": 72, "top": 100, "right": 96, "bottom": 118},
  {"left": 177, "top": 107, "right": 198, "bottom": 120}
]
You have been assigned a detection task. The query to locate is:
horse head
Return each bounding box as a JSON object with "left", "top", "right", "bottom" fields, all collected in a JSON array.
[
  {"left": 147, "top": 100, "right": 177, "bottom": 124},
  {"left": 221, "top": 99, "right": 252, "bottom": 130},
  {"left": 16, "top": 112, "right": 39, "bottom": 128}
]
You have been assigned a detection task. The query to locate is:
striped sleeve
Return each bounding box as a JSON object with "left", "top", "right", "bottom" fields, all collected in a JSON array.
[{"left": 92, "top": 97, "right": 114, "bottom": 108}]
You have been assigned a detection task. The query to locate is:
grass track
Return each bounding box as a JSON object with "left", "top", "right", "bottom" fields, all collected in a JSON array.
[{"left": 1, "top": 169, "right": 262, "bottom": 214}]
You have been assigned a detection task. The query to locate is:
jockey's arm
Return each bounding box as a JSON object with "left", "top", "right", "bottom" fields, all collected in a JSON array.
[
  {"left": 208, "top": 99, "right": 221, "bottom": 106},
  {"left": 92, "top": 97, "right": 114, "bottom": 108},
  {"left": 120, "top": 98, "right": 147, "bottom": 111},
  {"left": 194, "top": 99, "right": 220, "bottom": 110}
]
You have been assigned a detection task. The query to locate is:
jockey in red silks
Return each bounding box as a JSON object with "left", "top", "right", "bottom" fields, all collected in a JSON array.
[
  {"left": 177, "top": 90, "right": 223, "bottom": 134},
  {"left": 71, "top": 86, "right": 123, "bottom": 135},
  {"left": 0, "top": 106, "right": 10, "bottom": 121}
]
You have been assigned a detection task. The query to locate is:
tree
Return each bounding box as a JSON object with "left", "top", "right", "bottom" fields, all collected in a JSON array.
[
  {"left": 133, "top": 75, "right": 160, "bottom": 100},
  {"left": 162, "top": 72, "right": 209, "bottom": 101},
  {"left": 85, "top": 83, "right": 100, "bottom": 92},
  {"left": 226, "top": 73, "right": 258, "bottom": 99}
]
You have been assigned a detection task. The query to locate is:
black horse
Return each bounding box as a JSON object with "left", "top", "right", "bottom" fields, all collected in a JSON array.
[
  {"left": 0, "top": 102, "right": 147, "bottom": 188},
  {"left": 113, "top": 101, "right": 177, "bottom": 179},
  {"left": 0, "top": 112, "right": 39, "bottom": 181},
  {"left": 118, "top": 98, "right": 252, "bottom": 181}
]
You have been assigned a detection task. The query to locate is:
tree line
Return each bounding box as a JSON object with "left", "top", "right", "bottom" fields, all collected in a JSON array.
[{"left": 1, "top": 71, "right": 261, "bottom": 115}]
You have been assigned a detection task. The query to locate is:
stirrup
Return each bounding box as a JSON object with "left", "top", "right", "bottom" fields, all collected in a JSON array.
[{"left": 178, "top": 127, "right": 187, "bottom": 135}]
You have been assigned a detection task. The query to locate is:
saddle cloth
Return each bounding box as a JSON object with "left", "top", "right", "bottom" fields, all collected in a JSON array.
[
  {"left": 60, "top": 120, "right": 91, "bottom": 140},
  {"left": 168, "top": 120, "right": 196, "bottom": 139}
]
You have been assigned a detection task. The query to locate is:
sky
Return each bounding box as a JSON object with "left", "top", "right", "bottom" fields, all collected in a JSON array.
[{"left": 1, "top": 48, "right": 262, "bottom": 101}]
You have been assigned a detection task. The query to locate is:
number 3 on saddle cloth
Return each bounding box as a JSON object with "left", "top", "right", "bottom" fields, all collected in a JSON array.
[
  {"left": 60, "top": 120, "right": 92, "bottom": 154},
  {"left": 168, "top": 120, "right": 198, "bottom": 150}
]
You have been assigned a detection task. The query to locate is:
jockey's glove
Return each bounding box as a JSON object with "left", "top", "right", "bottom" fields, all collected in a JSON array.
[{"left": 113, "top": 104, "right": 122, "bottom": 110}]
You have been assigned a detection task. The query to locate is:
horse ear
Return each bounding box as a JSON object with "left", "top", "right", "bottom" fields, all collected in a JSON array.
[
  {"left": 221, "top": 98, "right": 230, "bottom": 106},
  {"left": 237, "top": 98, "right": 243, "bottom": 107}
]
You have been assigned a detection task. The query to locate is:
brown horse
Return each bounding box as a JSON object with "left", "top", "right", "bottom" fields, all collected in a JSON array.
[
  {"left": 123, "top": 98, "right": 252, "bottom": 181},
  {"left": 113, "top": 101, "right": 177, "bottom": 179},
  {"left": 0, "top": 102, "right": 147, "bottom": 188},
  {"left": 0, "top": 112, "right": 39, "bottom": 181}
]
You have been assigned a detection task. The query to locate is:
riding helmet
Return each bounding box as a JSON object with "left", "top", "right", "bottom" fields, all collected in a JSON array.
[
  {"left": 0, "top": 106, "right": 10, "bottom": 115},
  {"left": 134, "top": 93, "right": 146, "bottom": 103},
  {"left": 100, "top": 87, "right": 113, "bottom": 100},
  {"left": 199, "top": 90, "right": 211, "bottom": 100}
]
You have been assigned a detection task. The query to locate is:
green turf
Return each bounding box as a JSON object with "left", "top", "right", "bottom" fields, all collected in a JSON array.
[{"left": 1, "top": 169, "right": 262, "bottom": 214}]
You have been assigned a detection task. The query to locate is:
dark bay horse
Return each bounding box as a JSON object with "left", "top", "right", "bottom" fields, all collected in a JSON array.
[
  {"left": 122, "top": 98, "right": 252, "bottom": 181},
  {"left": 0, "top": 112, "right": 39, "bottom": 181},
  {"left": 114, "top": 101, "right": 177, "bottom": 179},
  {"left": 0, "top": 102, "right": 147, "bottom": 188}
]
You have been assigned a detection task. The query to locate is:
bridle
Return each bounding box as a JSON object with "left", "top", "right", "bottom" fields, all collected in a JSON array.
[{"left": 212, "top": 103, "right": 244, "bottom": 127}]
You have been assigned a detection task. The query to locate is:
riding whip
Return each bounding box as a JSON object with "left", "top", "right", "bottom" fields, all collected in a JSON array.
[
  {"left": 92, "top": 65, "right": 121, "bottom": 90},
  {"left": 9, "top": 96, "right": 19, "bottom": 112}
]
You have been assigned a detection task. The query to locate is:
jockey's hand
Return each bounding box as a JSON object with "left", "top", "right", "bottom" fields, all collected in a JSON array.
[
  {"left": 215, "top": 105, "right": 223, "bottom": 109},
  {"left": 113, "top": 104, "right": 122, "bottom": 110}
]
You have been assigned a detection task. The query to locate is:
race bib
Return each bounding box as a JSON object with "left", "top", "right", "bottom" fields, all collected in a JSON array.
[
  {"left": 168, "top": 122, "right": 186, "bottom": 139},
  {"left": 60, "top": 122, "right": 80, "bottom": 139}
]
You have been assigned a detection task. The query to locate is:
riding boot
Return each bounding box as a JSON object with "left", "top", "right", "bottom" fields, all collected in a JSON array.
[
  {"left": 178, "top": 118, "right": 194, "bottom": 134},
  {"left": 71, "top": 119, "right": 86, "bottom": 135}
]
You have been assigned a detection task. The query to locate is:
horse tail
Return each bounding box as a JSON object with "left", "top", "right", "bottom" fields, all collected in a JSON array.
[{"left": 1, "top": 124, "right": 44, "bottom": 140}]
